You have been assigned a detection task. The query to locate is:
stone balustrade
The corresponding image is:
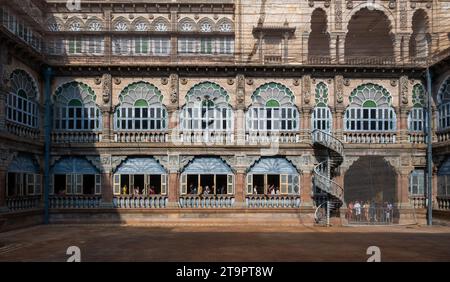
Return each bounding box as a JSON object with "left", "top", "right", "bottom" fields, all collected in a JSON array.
[
  {"left": 408, "top": 132, "right": 426, "bottom": 144},
  {"left": 6, "top": 121, "right": 40, "bottom": 139},
  {"left": 344, "top": 132, "right": 396, "bottom": 144},
  {"left": 245, "top": 132, "right": 300, "bottom": 144},
  {"left": 245, "top": 195, "right": 301, "bottom": 208},
  {"left": 436, "top": 196, "right": 450, "bottom": 210},
  {"left": 52, "top": 131, "right": 102, "bottom": 143},
  {"left": 436, "top": 131, "right": 450, "bottom": 143},
  {"left": 409, "top": 195, "right": 426, "bottom": 209},
  {"left": 6, "top": 195, "right": 41, "bottom": 211},
  {"left": 179, "top": 195, "right": 235, "bottom": 208},
  {"left": 176, "top": 131, "right": 234, "bottom": 145},
  {"left": 113, "top": 195, "right": 168, "bottom": 208},
  {"left": 114, "top": 131, "right": 168, "bottom": 143},
  {"left": 49, "top": 195, "right": 101, "bottom": 209}
]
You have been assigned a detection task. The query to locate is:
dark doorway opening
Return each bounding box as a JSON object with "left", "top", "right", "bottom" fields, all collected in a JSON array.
[
  {"left": 253, "top": 174, "right": 264, "bottom": 194},
  {"left": 83, "top": 174, "right": 95, "bottom": 195},
  {"left": 54, "top": 174, "right": 66, "bottom": 195},
  {"left": 216, "top": 175, "right": 227, "bottom": 194}
]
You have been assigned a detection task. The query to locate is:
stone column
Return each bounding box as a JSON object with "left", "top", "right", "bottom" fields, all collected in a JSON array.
[
  {"left": 101, "top": 109, "right": 112, "bottom": 142},
  {"left": 401, "top": 33, "right": 411, "bottom": 63},
  {"left": 234, "top": 170, "right": 245, "bottom": 207},
  {"left": 334, "top": 105, "right": 345, "bottom": 141},
  {"left": 329, "top": 33, "right": 338, "bottom": 64},
  {"left": 0, "top": 168, "right": 7, "bottom": 211},
  {"left": 302, "top": 32, "right": 309, "bottom": 63},
  {"left": 168, "top": 171, "right": 179, "bottom": 208},
  {"left": 300, "top": 168, "right": 313, "bottom": 207},
  {"left": 432, "top": 166, "right": 438, "bottom": 209},
  {"left": 100, "top": 172, "right": 113, "bottom": 208},
  {"left": 431, "top": 106, "right": 438, "bottom": 143},
  {"left": 170, "top": 9, "right": 178, "bottom": 62},
  {"left": 397, "top": 168, "right": 412, "bottom": 208},
  {"left": 394, "top": 34, "right": 403, "bottom": 65},
  {"left": 398, "top": 108, "right": 409, "bottom": 143},
  {"left": 301, "top": 106, "right": 312, "bottom": 142},
  {"left": 235, "top": 109, "right": 245, "bottom": 145},
  {"left": 337, "top": 33, "right": 345, "bottom": 64}
]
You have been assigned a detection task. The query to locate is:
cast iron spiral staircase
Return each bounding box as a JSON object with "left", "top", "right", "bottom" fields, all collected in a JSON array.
[{"left": 311, "top": 129, "right": 344, "bottom": 226}]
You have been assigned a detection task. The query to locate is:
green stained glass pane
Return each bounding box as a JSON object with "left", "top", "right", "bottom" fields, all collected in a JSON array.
[
  {"left": 362, "top": 100, "right": 377, "bottom": 108},
  {"left": 134, "top": 99, "right": 148, "bottom": 107},
  {"left": 18, "top": 89, "right": 27, "bottom": 99},
  {"left": 266, "top": 99, "right": 280, "bottom": 107},
  {"left": 202, "top": 100, "right": 215, "bottom": 108},
  {"left": 68, "top": 99, "right": 82, "bottom": 107}
]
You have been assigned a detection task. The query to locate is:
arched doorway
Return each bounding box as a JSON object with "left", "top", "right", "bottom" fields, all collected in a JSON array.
[
  {"left": 344, "top": 156, "right": 397, "bottom": 204},
  {"left": 345, "top": 8, "right": 394, "bottom": 64}
]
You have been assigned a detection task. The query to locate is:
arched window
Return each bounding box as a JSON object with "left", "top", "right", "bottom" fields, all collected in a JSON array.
[
  {"left": 180, "top": 82, "right": 233, "bottom": 132},
  {"left": 115, "top": 82, "right": 167, "bottom": 131},
  {"left": 438, "top": 77, "right": 450, "bottom": 131},
  {"left": 247, "top": 83, "right": 299, "bottom": 132},
  {"left": 312, "top": 82, "right": 332, "bottom": 132},
  {"left": 6, "top": 70, "right": 39, "bottom": 128},
  {"left": 53, "top": 82, "right": 101, "bottom": 131},
  {"left": 408, "top": 84, "right": 426, "bottom": 132},
  {"left": 344, "top": 83, "right": 396, "bottom": 131}
]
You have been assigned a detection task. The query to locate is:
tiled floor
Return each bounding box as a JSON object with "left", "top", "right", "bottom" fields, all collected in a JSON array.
[{"left": 0, "top": 224, "right": 449, "bottom": 261}]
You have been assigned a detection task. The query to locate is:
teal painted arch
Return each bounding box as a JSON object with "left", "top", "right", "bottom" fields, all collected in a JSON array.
[
  {"left": 438, "top": 76, "right": 450, "bottom": 104},
  {"left": 184, "top": 82, "right": 231, "bottom": 109},
  {"left": 250, "top": 82, "right": 295, "bottom": 108},
  {"left": 181, "top": 157, "right": 233, "bottom": 174},
  {"left": 247, "top": 157, "right": 298, "bottom": 175},
  {"left": 117, "top": 81, "right": 164, "bottom": 108}
]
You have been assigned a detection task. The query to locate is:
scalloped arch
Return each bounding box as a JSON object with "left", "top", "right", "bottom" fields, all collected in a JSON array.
[
  {"left": 9, "top": 69, "right": 39, "bottom": 100},
  {"left": 349, "top": 83, "right": 392, "bottom": 107},
  {"left": 184, "top": 82, "right": 231, "bottom": 108},
  {"left": 344, "top": 3, "right": 395, "bottom": 32},
  {"left": 438, "top": 76, "right": 450, "bottom": 104},
  {"left": 118, "top": 81, "right": 164, "bottom": 107},
  {"left": 251, "top": 82, "right": 295, "bottom": 107},
  {"left": 54, "top": 81, "right": 97, "bottom": 107}
]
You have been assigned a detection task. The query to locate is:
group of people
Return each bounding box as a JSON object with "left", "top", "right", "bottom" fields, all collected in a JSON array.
[
  {"left": 252, "top": 184, "right": 280, "bottom": 195},
  {"left": 188, "top": 184, "right": 226, "bottom": 196},
  {"left": 346, "top": 200, "right": 394, "bottom": 223},
  {"left": 121, "top": 185, "right": 158, "bottom": 196}
]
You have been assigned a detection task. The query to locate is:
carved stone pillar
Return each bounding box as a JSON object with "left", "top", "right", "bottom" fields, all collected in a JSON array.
[
  {"left": 394, "top": 34, "right": 403, "bottom": 64},
  {"left": 101, "top": 172, "right": 113, "bottom": 207},
  {"left": 168, "top": 171, "right": 179, "bottom": 208},
  {"left": 398, "top": 108, "right": 409, "bottom": 143},
  {"left": 300, "top": 168, "right": 313, "bottom": 207},
  {"left": 329, "top": 33, "right": 338, "bottom": 64},
  {"left": 397, "top": 168, "right": 412, "bottom": 208},
  {"left": 235, "top": 170, "right": 245, "bottom": 207},
  {"left": 431, "top": 106, "right": 438, "bottom": 143},
  {"left": 100, "top": 73, "right": 113, "bottom": 142},
  {"left": 337, "top": 33, "right": 345, "bottom": 64},
  {"left": 301, "top": 106, "right": 313, "bottom": 142},
  {"left": 401, "top": 33, "right": 411, "bottom": 63},
  {"left": 236, "top": 74, "right": 246, "bottom": 145},
  {"left": 302, "top": 32, "right": 310, "bottom": 63}
]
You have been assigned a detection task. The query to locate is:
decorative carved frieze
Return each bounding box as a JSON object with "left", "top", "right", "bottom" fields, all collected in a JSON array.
[
  {"left": 400, "top": 0, "right": 407, "bottom": 30},
  {"left": 335, "top": 75, "right": 344, "bottom": 104},
  {"left": 302, "top": 75, "right": 312, "bottom": 105},
  {"left": 102, "top": 73, "right": 112, "bottom": 105},
  {"left": 169, "top": 73, "right": 179, "bottom": 105},
  {"left": 335, "top": 0, "right": 343, "bottom": 30},
  {"left": 236, "top": 74, "right": 245, "bottom": 108},
  {"left": 400, "top": 76, "right": 409, "bottom": 106}
]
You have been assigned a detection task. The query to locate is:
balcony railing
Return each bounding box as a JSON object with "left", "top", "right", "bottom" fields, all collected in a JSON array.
[
  {"left": 49, "top": 195, "right": 101, "bottom": 209},
  {"left": 344, "top": 56, "right": 395, "bottom": 65},
  {"left": 52, "top": 131, "right": 102, "bottom": 143},
  {"left": 308, "top": 55, "right": 332, "bottom": 65},
  {"left": 245, "top": 195, "right": 301, "bottom": 208},
  {"left": 436, "top": 131, "right": 450, "bottom": 143},
  {"left": 5, "top": 121, "right": 40, "bottom": 139},
  {"left": 114, "top": 131, "right": 168, "bottom": 143},
  {"left": 176, "top": 131, "right": 234, "bottom": 145},
  {"left": 436, "top": 196, "right": 450, "bottom": 211},
  {"left": 343, "top": 132, "right": 396, "bottom": 144},
  {"left": 245, "top": 131, "right": 300, "bottom": 144},
  {"left": 179, "top": 195, "right": 235, "bottom": 208},
  {"left": 409, "top": 195, "right": 426, "bottom": 209},
  {"left": 264, "top": 55, "right": 282, "bottom": 64},
  {"left": 408, "top": 132, "right": 426, "bottom": 144},
  {"left": 6, "top": 195, "right": 41, "bottom": 211},
  {"left": 113, "top": 195, "right": 168, "bottom": 208}
]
